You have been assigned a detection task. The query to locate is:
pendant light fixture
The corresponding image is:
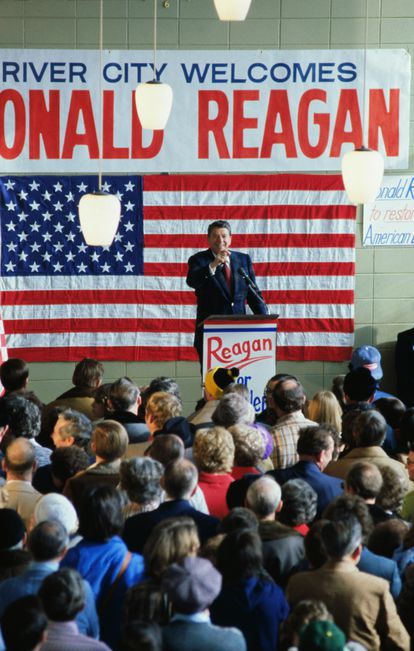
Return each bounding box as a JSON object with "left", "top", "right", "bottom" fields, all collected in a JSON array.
[
  {"left": 78, "top": 0, "right": 121, "bottom": 246},
  {"left": 213, "top": 0, "right": 252, "bottom": 20},
  {"left": 135, "top": 0, "right": 173, "bottom": 130},
  {"left": 341, "top": 0, "right": 384, "bottom": 204}
]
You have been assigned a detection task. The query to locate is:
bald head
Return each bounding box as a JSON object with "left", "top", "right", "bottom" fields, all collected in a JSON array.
[
  {"left": 272, "top": 379, "right": 305, "bottom": 415},
  {"left": 162, "top": 458, "right": 198, "bottom": 499},
  {"left": 4, "top": 437, "right": 36, "bottom": 477},
  {"left": 246, "top": 476, "right": 282, "bottom": 520}
]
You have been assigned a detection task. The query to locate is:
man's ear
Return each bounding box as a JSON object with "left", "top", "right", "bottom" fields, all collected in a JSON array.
[
  {"left": 276, "top": 499, "right": 283, "bottom": 514},
  {"left": 137, "top": 395, "right": 142, "bottom": 408}
]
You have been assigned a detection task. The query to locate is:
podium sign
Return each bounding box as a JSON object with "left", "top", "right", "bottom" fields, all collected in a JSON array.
[{"left": 202, "top": 316, "right": 277, "bottom": 414}]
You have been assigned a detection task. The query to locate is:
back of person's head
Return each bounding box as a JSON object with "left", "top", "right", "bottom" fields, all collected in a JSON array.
[
  {"left": 92, "top": 419, "right": 128, "bottom": 461},
  {"left": 0, "top": 509, "right": 26, "bottom": 550},
  {"left": 352, "top": 410, "right": 387, "bottom": 447},
  {"left": 368, "top": 519, "right": 408, "bottom": 558},
  {"left": 146, "top": 433, "right": 184, "bottom": 466},
  {"left": 323, "top": 494, "right": 373, "bottom": 542},
  {"left": 119, "top": 621, "right": 163, "bottom": 651},
  {"left": 147, "top": 376, "right": 182, "bottom": 402},
  {"left": 193, "top": 426, "right": 235, "bottom": 474},
  {"left": 143, "top": 516, "right": 200, "bottom": 580},
  {"left": 78, "top": 485, "right": 125, "bottom": 542},
  {"left": 218, "top": 507, "right": 259, "bottom": 534},
  {"left": 223, "top": 382, "right": 249, "bottom": 400},
  {"left": 57, "top": 409, "right": 92, "bottom": 448},
  {"left": 297, "top": 425, "right": 335, "bottom": 458},
  {"left": 120, "top": 457, "right": 163, "bottom": 507},
  {"left": 34, "top": 494, "right": 78, "bottom": 536},
  {"left": 246, "top": 475, "right": 281, "bottom": 518},
  {"left": 307, "top": 391, "right": 342, "bottom": 432},
  {"left": 39, "top": 568, "right": 84, "bottom": 621},
  {"left": 212, "top": 393, "right": 254, "bottom": 428},
  {"left": 229, "top": 423, "right": 265, "bottom": 467},
  {"left": 281, "top": 599, "right": 333, "bottom": 651},
  {"left": 331, "top": 374, "right": 346, "bottom": 410},
  {"left": 162, "top": 556, "right": 222, "bottom": 614},
  {"left": 305, "top": 520, "right": 329, "bottom": 569},
  {"left": 272, "top": 378, "right": 305, "bottom": 414},
  {"left": 217, "top": 528, "right": 263, "bottom": 582},
  {"left": 343, "top": 367, "right": 376, "bottom": 402},
  {"left": 109, "top": 377, "right": 140, "bottom": 411},
  {"left": 0, "top": 358, "right": 29, "bottom": 392},
  {"left": 4, "top": 437, "right": 35, "bottom": 476},
  {"left": 72, "top": 358, "right": 104, "bottom": 388},
  {"left": 279, "top": 479, "right": 317, "bottom": 527},
  {"left": 28, "top": 520, "right": 68, "bottom": 562},
  {"left": 0, "top": 394, "right": 41, "bottom": 439},
  {"left": 377, "top": 465, "right": 409, "bottom": 513},
  {"left": 145, "top": 391, "right": 182, "bottom": 430},
  {"left": 92, "top": 382, "right": 113, "bottom": 419},
  {"left": 319, "top": 516, "right": 362, "bottom": 561},
  {"left": 162, "top": 459, "right": 198, "bottom": 499},
  {"left": 204, "top": 367, "right": 239, "bottom": 399},
  {"left": 50, "top": 446, "right": 90, "bottom": 487},
  {"left": 375, "top": 397, "right": 406, "bottom": 430},
  {"left": 1, "top": 595, "right": 47, "bottom": 651},
  {"left": 346, "top": 461, "right": 383, "bottom": 500}
]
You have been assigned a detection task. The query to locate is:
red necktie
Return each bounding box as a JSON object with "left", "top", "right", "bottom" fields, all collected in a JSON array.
[{"left": 223, "top": 262, "right": 232, "bottom": 291}]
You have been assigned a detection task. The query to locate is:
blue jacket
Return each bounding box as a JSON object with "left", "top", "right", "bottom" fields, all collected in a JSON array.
[
  {"left": 0, "top": 561, "right": 99, "bottom": 641},
  {"left": 123, "top": 499, "right": 219, "bottom": 554},
  {"left": 210, "top": 576, "right": 289, "bottom": 651},
  {"left": 268, "top": 460, "right": 344, "bottom": 517},
  {"left": 61, "top": 536, "right": 145, "bottom": 649},
  {"left": 358, "top": 546, "right": 401, "bottom": 599}
]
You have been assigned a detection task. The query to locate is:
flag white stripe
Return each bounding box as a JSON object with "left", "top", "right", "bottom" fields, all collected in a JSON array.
[
  {"left": 0, "top": 275, "right": 354, "bottom": 292},
  {"left": 143, "top": 190, "right": 349, "bottom": 207},
  {"left": 277, "top": 332, "right": 354, "bottom": 347},
  {"left": 3, "top": 303, "right": 353, "bottom": 320}
]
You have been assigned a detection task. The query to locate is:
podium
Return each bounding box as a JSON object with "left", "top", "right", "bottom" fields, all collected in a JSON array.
[{"left": 201, "top": 314, "right": 278, "bottom": 414}]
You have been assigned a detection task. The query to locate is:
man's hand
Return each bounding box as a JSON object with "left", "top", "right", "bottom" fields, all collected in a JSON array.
[{"left": 210, "top": 248, "right": 230, "bottom": 270}]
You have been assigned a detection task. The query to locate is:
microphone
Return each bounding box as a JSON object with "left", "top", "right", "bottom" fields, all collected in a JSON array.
[{"left": 238, "top": 267, "right": 257, "bottom": 289}]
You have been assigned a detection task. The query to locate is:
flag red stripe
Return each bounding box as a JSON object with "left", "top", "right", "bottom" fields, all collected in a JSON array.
[
  {"left": 277, "top": 345, "right": 352, "bottom": 362},
  {"left": 143, "top": 262, "right": 356, "bottom": 277},
  {"left": 144, "top": 205, "right": 355, "bottom": 221},
  {"left": 144, "top": 173, "right": 346, "bottom": 192},
  {"left": 1, "top": 289, "right": 354, "bottom": 306},
  {"left": 4, "top": 317, "right": 354, "bottom": 335},
  {"left": 145, "top": 233, "right": 355, "bottom": 248}
]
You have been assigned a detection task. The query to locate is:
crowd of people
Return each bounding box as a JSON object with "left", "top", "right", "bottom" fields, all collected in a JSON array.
[{"left": 0, "top": 348, "right": 413, "bottom": 650}]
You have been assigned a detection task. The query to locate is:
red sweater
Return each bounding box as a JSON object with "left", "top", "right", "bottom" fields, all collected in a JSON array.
[{"left": 198, "top": 471, "right": 234, "bottom": 519}]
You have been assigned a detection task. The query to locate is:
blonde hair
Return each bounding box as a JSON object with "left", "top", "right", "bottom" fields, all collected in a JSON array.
[
  {"left": 145, "top": 391, "right": 182, "bottom": 430},
  {"left": 193, "top": 426, "right": 235, "bottom": 473},
  {"left": 92, "top": 420, "right": 128, "bottom": 461},
  {"left": 143, "top": 516, "right": 200, "bottom": 579},
  {"left": 307, "top": 391, "right": 342, "bottom": 433},
  {"left": 228, "top": 423, "right": 265, "bottom": 467}
]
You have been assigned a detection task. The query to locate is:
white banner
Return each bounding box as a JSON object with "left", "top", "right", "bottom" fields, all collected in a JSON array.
[
  {"left": 0, "top": 48, "right": 410, "bottom": 173},
  {"left": 363, "top": 175, "right": 414, "bottom": 246},
  {"left": 202, "top": 319, "right": 277, "bottom": 413}
]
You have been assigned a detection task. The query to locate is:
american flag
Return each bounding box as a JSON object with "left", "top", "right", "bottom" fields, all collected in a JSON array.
[{"left": 0, "top": 174, "right": 355, "bottom": 363}]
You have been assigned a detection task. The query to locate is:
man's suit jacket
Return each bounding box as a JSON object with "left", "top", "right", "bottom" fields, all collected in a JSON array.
[
  {"left": 395, "top": 326, "right": 414, "bottom": 406},
  {"left": 324, "top": 446, "right": 408, "bottom": 484},
  {"left": 268, "top": 460, "right": 344, "bottom": 517},
  {"left": 162, "top": 619, "right": 247, "bottom": 651},
  {"left": 186, "top": 249, "right": 267, "bottom": 354},
  {"left": 123, "top": 499, "right": 219, "bottom": 554}
]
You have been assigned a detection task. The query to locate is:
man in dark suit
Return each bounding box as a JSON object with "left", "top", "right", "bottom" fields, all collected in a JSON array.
[
  {"left": 268, "top": 424, "right": 343, "bottom": 517},
  {"left": 123, "top": 459, "right": 219, "bottom": 553},
  {"left": 186, "top": 220, "right": 267, "bottom": 361},
  {"left": 395, "top": 326, "right": 414, "bottom": 406}
]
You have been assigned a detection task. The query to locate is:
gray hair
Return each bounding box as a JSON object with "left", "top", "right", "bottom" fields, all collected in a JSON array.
[
  {"left": 119, "top": 457, "right": 163, "bottom": 506},
  {"left": 212, "top": 393, "right": 255, "bottom": 428},
  {"left": 246, "top": 476, "right": 281, "bottom": 518}
]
